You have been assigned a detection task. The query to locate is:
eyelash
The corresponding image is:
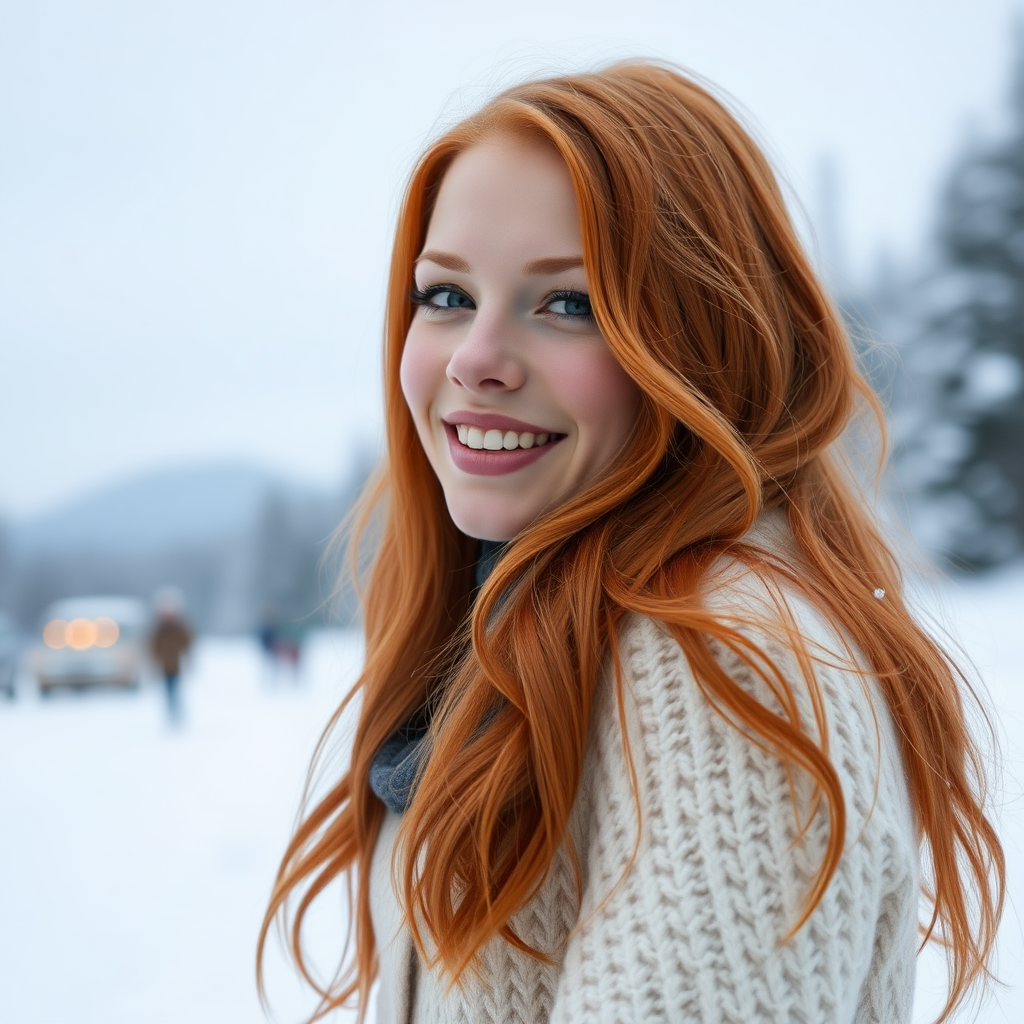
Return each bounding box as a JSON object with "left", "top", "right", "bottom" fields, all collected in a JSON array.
[
  {"left": 545, "top": 289, "right": 593, "bottom": 322},
  {"left": 409, "top": 285, "right": 459, "bottom": 312},
  {"left": 409, "top": 285, "right": 594, "bottom": 321}
]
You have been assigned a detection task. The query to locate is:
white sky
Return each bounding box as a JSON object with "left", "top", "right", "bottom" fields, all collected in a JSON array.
[{"left": 1, "top": 0, "right": 1019, "bottom": 518}]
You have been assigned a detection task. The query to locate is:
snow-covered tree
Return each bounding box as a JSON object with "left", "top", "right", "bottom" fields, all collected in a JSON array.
[{"left": 892, "top": 30, "right": 1024, "bottom": 569}]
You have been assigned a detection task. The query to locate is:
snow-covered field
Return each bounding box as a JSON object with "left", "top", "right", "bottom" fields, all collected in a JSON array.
[
  {"left": 0, "top": 571, "right": 1021, "bottom": 1024},
  {"left": 0, "top": 631, "right": 367, "bottom": 1024}
]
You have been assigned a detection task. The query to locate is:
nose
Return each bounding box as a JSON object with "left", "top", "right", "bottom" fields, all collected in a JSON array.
[{"left": 446, "top": 311, "right": 526, "bottom": 393}]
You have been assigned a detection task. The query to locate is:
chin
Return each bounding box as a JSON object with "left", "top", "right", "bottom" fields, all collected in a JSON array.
[{"left": 446, "top": 498, "right": 528, "bottom": 543}]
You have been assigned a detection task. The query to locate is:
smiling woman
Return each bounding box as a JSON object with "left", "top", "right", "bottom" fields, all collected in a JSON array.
[{"left": 259, "top": 62, "right": 1003, "bottom": 1024}]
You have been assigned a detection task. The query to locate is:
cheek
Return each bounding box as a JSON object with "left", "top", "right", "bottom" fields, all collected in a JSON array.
[
  {"left": 399, "top": 328, "right": 443, "bottom": 424},
  {"left": 554, "top": 345, "right": 641, "bottom": 448}
]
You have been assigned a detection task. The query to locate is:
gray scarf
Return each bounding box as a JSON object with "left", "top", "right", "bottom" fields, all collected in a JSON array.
[{"left": 368, "top": 540, "right": 507, "bottom": 814}]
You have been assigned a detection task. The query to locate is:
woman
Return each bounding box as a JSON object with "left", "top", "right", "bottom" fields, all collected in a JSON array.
[{"left": 259, "top": 63, "right": 1003, "bottom": 1023}]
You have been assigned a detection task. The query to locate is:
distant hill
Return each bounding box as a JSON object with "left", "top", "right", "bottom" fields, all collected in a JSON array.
[
  {"left": 10, "top": 461, "right": 322, "bottom": 553},
  {"left": 1, "top": 460, "right": 366, "bottom": 633}
]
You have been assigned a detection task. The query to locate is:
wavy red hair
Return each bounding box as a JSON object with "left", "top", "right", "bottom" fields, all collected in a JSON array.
[{"left": 258, "top": 62, "right": 1003, "bottom": 1023}]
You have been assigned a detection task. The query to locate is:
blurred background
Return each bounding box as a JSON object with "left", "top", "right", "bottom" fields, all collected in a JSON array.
[{"left": 1, "top": 1, "right": 1022, "bottom": 1022}]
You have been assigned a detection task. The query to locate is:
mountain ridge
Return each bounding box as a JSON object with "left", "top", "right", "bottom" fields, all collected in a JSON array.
[{"left": 10, "top": 461, "right": 333, "bottom": 554}]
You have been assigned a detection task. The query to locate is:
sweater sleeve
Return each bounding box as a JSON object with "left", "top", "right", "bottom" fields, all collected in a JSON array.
[{"left": 548, "top": 614, "right": 920, "bottom": 1024}]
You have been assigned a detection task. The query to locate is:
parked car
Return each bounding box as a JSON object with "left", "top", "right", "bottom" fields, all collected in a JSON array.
[
  {"left": 33, "top": 596, "right": 150, "bottom": 694},
  {"left": 0, "top": 611, "right": 18, "bottom": 699}
]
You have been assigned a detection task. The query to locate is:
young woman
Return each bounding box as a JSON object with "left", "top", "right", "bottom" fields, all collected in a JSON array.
[{"left": 260, "top": 63, "right": 1004, "bottom": 1023}]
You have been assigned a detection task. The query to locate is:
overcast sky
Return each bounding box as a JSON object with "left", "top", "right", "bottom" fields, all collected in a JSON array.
[{"left": 1, "top": 0, "right": 1019, "bottom": 518}]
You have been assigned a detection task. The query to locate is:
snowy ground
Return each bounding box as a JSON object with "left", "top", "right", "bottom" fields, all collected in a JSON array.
[
  {"left": 0, "top": 571, "right": 1021, "bottom": 1024},
  {"left": 0, "top": 631, "right": 367, "bottom": 1024}
]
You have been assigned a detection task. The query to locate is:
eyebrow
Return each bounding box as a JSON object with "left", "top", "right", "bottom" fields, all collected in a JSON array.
[
  {"left": 414, "top": 250, "right": 585, "bottom": 276},
  {"left": 523, "top": 255, "right": 585, "bottom": 275},
  {"left": 415, "top": 250, "right": 470, "bottom": 272}
]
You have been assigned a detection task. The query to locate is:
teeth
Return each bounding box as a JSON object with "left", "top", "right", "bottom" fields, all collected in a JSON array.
[{"left": 452, "top": 424, "right": 554, "bottom": 451}]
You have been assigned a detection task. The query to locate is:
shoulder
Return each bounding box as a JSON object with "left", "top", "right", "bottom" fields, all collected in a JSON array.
[
  {"left": 558, "top": 515, "right": 921, "bottom": 1022},
  {"left": 616, "top": 508, "right": 884, "bottom": 744},
  {"left": 601, "top": 510, "right": 918, "bottom": 887}
]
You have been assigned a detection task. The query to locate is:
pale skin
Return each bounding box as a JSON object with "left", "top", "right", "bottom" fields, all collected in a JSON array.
[{"left": 400, "top": 135, "right": 642, "bottom": 542}]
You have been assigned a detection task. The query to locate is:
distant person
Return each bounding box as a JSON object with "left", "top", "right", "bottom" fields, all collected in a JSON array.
[
  {"left": 257, "top": 604, "right": 306, "bottom": 679},
  {"left": 275, "top": 618, "right": 306, "bottom": 675},
  {"left": 257, "top": 604, "right": 280, "bottom": 666},
  {"left": 149, "top": 588, "right": 193, "bottom": 722}
]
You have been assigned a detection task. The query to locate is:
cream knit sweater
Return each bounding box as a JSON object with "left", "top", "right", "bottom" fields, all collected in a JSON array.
[{"left": 368, "top": 544, "right": 920, "bottom": 1024}]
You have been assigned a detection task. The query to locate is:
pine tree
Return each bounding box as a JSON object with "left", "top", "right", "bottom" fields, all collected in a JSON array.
[{"left": 897, "top": 29, "right": 1024, "bottom": 569}]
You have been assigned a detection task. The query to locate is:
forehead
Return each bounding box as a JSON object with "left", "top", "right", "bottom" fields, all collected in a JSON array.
[{"left": 423, "top": 136, "right": 583, "bottom": 257}]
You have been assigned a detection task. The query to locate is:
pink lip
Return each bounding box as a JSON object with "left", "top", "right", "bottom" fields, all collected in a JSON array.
[
  {"left": 442, "top": 422, "right": 564, "bottom": 476},
  {"left": 442, "top": 410, "right": 558, "bottom": 435}
]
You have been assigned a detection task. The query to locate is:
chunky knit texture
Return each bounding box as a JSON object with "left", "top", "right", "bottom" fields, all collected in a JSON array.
[{"left": 368, "top": 560, "right": 920, "bottom": 1024}]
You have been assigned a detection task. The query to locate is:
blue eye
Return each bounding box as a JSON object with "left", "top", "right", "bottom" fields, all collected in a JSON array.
[
  {"left": 545, "top": 291, "right": 593, "bottom": 319},
  {"left": 433, "top": 290, "right": 474, "bottom": 308},
  {"left": 411, "top": 285, "right": 475, "bottom": 310}
]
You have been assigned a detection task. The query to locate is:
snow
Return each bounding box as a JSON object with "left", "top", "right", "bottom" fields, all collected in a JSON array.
[
  {"left": 0, "top": 631, "right": 367, "bottom": 1024},
  {"left": 1, "top": 571, "right": 1022, "bottom": 1024},
  {"left": 907, "top": 567, "right": 1024, "bottom": 1024}
]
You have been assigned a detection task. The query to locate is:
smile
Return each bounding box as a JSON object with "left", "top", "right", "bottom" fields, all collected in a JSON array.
[
  {"left": 454, "top": 424, "right": 554, "bottom": 451},
  {"left": 442, "top": 421, "right": 564, "bottom": 476}
]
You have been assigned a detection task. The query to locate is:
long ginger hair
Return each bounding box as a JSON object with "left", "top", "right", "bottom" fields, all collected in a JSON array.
[{"left": 259, "top": 62, "right": 1003, "bottom": 1023}]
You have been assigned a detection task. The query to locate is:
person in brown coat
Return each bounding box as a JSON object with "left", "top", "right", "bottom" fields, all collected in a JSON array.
[{"left": 149, "top": 591, "right": 193, "bottom": 722}]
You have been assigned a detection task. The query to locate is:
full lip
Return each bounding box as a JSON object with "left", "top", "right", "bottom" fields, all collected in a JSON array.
[
  {"left": 439, "top": 410, "right": 567, "bottom": 477},
  {"left": 441, "top": 410, "right": 562, "bottom": 436}
]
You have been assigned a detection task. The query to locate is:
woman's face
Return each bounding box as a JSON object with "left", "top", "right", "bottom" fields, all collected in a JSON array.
[{"left": 400, "top": 136, "right": 641, "bottom": 542}]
